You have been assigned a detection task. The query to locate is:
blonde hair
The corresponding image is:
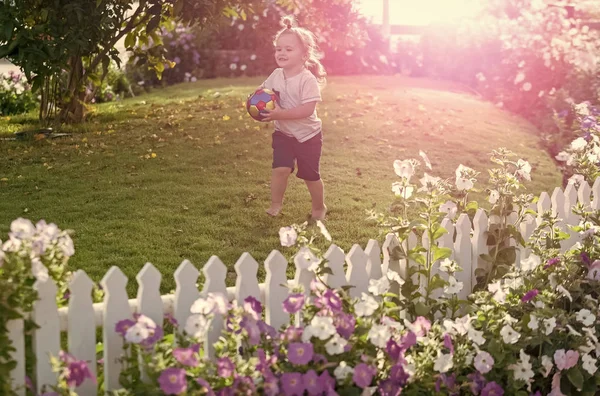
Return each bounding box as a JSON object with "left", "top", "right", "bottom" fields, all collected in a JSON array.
[{"left": 274, "top": 15, "right": 327, "bottom": 86}]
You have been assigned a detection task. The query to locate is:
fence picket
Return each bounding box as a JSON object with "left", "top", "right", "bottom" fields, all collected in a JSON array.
[
  {"left": 234, "top": 253, "right": 261, "bottom": 305},
  {"left": 7, "top": 318, "right": 25, "bottom": 396},
  {"left": 264, "top": 250, "right": 289, "bottom": 330},
  {"left": 201, "top": 256, "right": 228, "bottom": 359},
  {"left": 101, "top": 267, "right": 131, "bottom": 393},
  {"left": 174, "top": 260, "right": 200, "bottom": 333},
  {"left": 454, "top": 214, "right": 473, "bottom": 299},
  {"left": 592, "top": 178, "right": 600, "bottom": 210},
  {"left": 365, "top": 239, "right": 383, "bottom": 280},
  {"left": 323, "top": 244, "right": 347, "bottom": 289},
  {"left": 32, "top": 278, "right": 60, "bottom": 393},
  {"left": 346, "top": 245, "right": 370, "bottom": 298},
  {"left": 68, "top": 270, "right": 97, "bottom": 395}
]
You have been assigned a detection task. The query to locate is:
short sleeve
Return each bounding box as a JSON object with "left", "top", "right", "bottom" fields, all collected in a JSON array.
[
  {"left": 300, "top": 74, "right": 322, "bottom": 104},
  {"left": 260, "top": 69, "right": 279, "bottom": 89}
]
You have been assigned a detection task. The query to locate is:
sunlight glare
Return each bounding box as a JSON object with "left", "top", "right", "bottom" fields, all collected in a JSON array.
[{"left": 355, "top": 0, "right": 485, "bottom": 26}]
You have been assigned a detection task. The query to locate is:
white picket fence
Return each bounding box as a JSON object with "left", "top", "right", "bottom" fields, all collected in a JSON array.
[{"left": 7, "top": 179, "right": 600, "bottom": 395}]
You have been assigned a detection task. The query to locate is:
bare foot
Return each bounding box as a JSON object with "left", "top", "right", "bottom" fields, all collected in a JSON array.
[
  {"left": 266, "top": 203, "right": 282, "bottom": 217},
  {"left": 311, "top": 205, "right": 327, "bottom": 220}
]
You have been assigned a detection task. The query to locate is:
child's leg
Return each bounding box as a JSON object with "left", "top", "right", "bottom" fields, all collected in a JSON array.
[
  {"left": 267, "top": 167, "right": 291, "bottom": 216},
  {"left": 305, "top": 179, "right": 327, "bottom": 220}
]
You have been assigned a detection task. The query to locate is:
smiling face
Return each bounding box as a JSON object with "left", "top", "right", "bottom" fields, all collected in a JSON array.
[{"left": 274, "top": 32, "right": 306, "bottom": 71}]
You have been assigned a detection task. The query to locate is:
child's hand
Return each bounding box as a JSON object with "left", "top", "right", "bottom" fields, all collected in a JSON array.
[{"left": 262, "top": 102, "right": 285, "bottom": 122}]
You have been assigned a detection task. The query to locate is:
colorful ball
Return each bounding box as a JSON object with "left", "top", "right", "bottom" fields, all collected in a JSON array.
[{"left": 246, "top": 88, "right": 279, "bottom": 121}]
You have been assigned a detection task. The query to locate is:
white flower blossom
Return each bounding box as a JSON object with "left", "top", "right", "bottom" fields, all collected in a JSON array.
[
  {"left": 528, "top": 315, "right": 539, "bottom": 331},
  {"left": 393, "top": 159, "right": 415, "bottom": 180},
  {"left": 520, "top": 254, "right": 540, "bottom": 271},
  {"left": 488, "top": 280, "right": 506, "bottom": 303},
  {"left": 368, "top": 276, "right": 390, "bottom": 296},
  {"left": 439, "top": 258, "right": 459, "bottom": 273},
  {"left": 500, "top": 325, "right": 520, "bottom": 344},
  {"left": 570, "top": 137, "right": 588, "bottom": 151},
  {"left": 510, "top": 349, "right": 534, "bottom": 382},
  {"left": 279, "top": 226, "right": 298, "bottom": 247},
  {"left": 433, "top": 352, "right": 453, "bottom": 373},
  {"left": 455, "top": 177, "right": 474, "bottom": 191},
  {"left": 310, "top": 316, "right": 336, "bottom": 340},
  {"left": 334, "top": 362, "right": 354, "bottom": 381},
  {"left": 541, "top": 355, "right": 553, "bottom": 377},
  {"left": 31, "top": 258, "right": 49, "bottom": 282},
  {"left": 325, "top": 333, "right": 347, "bottom": 355},
  {"left": 582, "top": 353, "right": 597, "bottom": 375},
  {"left": 439, "top": 201, "right": 458, "bottom": 219},
  {"left": 368, "top": 324, "right": 391, "bottom": 348},
  {"left": 556, "top": 285, "right": 572, "bottom": 302},
  {"left": 444, "top": 276, "right": 463, "bottom": 295},
  {"left": 355, "top": 293, "right": 379, "bottom": 317},
  {"left": 489, "top": 189, "right": 499, "bottom": 204},
  {"left": 468, "top": 328, "right": 485, "bottom": 346},
  {"left": 391, "top": 182, "right": 414, "bottom": 199},
  {"left": 125, "top": 323, "right": 150, "bottom": 343},
  {"left": 544, "top": 318, "right": 557, "bottom": 335},
  {"left": 576, "top": 309, "right": 596, "bottom": 327},
  {"left": 185, "top": 314, "right": 209, "bottom": 339}
]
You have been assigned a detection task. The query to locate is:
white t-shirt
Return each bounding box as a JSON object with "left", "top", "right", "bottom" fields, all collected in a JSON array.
[{"left": 261, "top": 68, "right": 322, "bottom": 142}]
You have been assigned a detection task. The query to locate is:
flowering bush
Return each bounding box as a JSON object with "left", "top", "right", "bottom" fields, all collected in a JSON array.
[
  {"left": 0, "top": 71, "right": 37, "bottom": 116},
  {"left": 554, "top": 101, "right": 600, "bottom": 185}
]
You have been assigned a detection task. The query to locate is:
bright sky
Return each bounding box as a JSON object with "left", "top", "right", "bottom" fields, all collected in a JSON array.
[{"left": 354, "top": 0, "right": 485, "bottom": 26}]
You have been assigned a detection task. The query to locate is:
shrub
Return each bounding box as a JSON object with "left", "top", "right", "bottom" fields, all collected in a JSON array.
[{"left": 0, "top": 71, "right": 37, "bottom": 116}]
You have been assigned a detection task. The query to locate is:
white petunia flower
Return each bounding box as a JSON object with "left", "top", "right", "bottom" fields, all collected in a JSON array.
[
  {"left": 543, "top": 318, "right": 557, "bottom": 335},
  {"left": 528, "top": 315, "right": 539, "bottom": 331},
  {"left": 582, "top": 353, "right": 597, "bottom": 375},
  {"left": 31, "top": 258, "right": 49, "bottom": 282},
  {"left": 325, "top": 333, "right": 347, "bottom": 355},
  {"left": 500, "top": 325, "right": 521, "bottom": 344},
  {"left": 185, "top": 314, "right": 209, "bottom": 339},
  {"left": 439, "top": 258, "right": 459, "bottom": 273},
  {"left": 576, "top": 309, "right": 596, "bottom": 327},
  {"left": 455, "top": 177, "right": 474, "bottom": 191},
  {"left": 310, "top": 316, "right": 336, "bottom": 340},
  {"left": 489, "top": 189, "right": 499, "bottom": 204},
  {"left": 368, "top": 276, "right": 390, "bottom": 296},
  {"left": 570, "top": 137, "right": 588, "bottom": 151},
  {"left": 279, "top": 226, "right": 298, "bottom": 247},
  {"left": 556, "top": 285, "right": 572, "bottom": 302},
  {"left": 393, "top": 159, "right": 415, "bottom": 180},
  {"left": 468, "top": 328, "right": 485, "bottom": 346},
  {"left": 439, "top": 201, "right": 458, "bottom": 219},
  {"left": 355, "top": 293, "right": 379, "bottom": 317},
  {"left": 334, "top": 361, "right": 354, "bottom": 381},
  {"left": 125, "top": 323, "right": 150, "bottom": 343},
  {"left": 541, "top": 355, "right": 553, "bottom": 377},
  {"left": 391, "top": 182, "right": 414, "bottom": 199},
  {"left": 510, "top": 349, "right": 534, "bottom": 382},
  {"left": 520, "top": 254, "right": 540, "bottom": 271},
  {"left": 514, "top": 72, "right": 525, "bottom": 84},
  {"left": 368, "top": 324, "right": 391, "bottom": 348},
  {"left": 433, "top": 352, "right": 453, "bottom": 373},
  {"left": 488, "top": 280, "right": 506, "bottom": 303},
  {"left": 444, "top": 276, "right": 463, "bottom": 295}
]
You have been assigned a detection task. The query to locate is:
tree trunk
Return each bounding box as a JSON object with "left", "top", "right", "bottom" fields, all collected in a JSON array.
[{"left": 58, "top": 55, "right": 87, "bottom": 124}]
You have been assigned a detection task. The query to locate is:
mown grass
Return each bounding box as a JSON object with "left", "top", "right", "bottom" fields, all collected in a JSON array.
[{"left": 0, "top": 75, "right": 562, "bottom": 295}]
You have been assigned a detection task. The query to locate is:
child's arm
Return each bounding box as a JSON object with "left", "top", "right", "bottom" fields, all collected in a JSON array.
[{"left": 262, "top": 101, "right": 317, "bottom": 122}]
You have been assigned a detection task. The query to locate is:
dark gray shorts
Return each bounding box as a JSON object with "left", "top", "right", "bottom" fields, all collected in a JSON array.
[{"left": 272, "top": 131, "right": 322, "bottom": 181}]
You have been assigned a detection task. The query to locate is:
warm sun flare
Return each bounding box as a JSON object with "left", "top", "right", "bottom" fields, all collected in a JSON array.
[{"left": 355, "top": 0, "right": 485, "bottom": 26}]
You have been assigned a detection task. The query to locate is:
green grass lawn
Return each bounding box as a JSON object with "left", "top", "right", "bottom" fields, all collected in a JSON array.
[{"left": 0, "top": 75, "right": 562, "bottom": 295}]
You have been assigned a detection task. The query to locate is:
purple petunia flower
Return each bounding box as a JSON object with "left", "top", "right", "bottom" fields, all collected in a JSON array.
[
  {"left": 258, "top": 320, "right": 277, "bottom": 339},
  {"left": 115, "top": 319, "right": 136, "bottom": 337},
  {"left": 283, "top": 293, "right": 305, "bottom": 314},
  {"left": 282, "top": 326, "right": 303, "bottom": 342},
  {"left": 244, "top": 296, "right": 263, "bottom": 319},
  {"left": 481, "top": 381, "right": 504, "bottom": 396},
  {"left": 281, "top": 372, "right": 305, "bottom": 396},
  {"left": 233, "top": 375, "right": 256, "bottom": 394},
  {"left": 353, "top": 363, "right": 376, "bottom": 389},
  {"left": 165, "top": 313, "right": 179, "bottom": 327},
  {"left": 240, "top": 316, "right": 261, "bottom": 345},
  {"left": 581, "top": 252, "right": 591, "bottom": 267},
  {"left": 288, "top": 342, "right": 314, "bottom": 365},
  {"left": 263, "top": 373, "right": 280, "bottom": 396},
  {"left": 412, "top": 316, "right": 431, "bottom": 337},
  {"left": 141, "top": 326, "right": 164, "bottom": 349},
  {"left": 196, "top": 378, "right": 215, "bottom": 396},
  {"left": 386, "top": 339, "right": 402, "bottom": 362},
  {"left": 65, "top": 360, "right": 96, "bottom": 388},
  {"left": 544, "top": 257, "right": 560, "bottom": 269},
  {"left": 467, "top": 371, "right": 487, "bottom": 394},
  {"left": 335, "top": 313, "right": 356, "bottom": 339},
  {"left": 443, "top": 333, "right": 454, "bottom": 354},
  {"left": 217, "top": 357, "right": 235, "bottom": 378},
  {"left": 158, "top": 368, "right": 187, "bottom": 395},
  {"left": 319, "top": 370, "right": 336, "bottom": 391},
  {"left": 436, "top": 373, "right": 458, "bottom": 395},
  {"left": 173, "top": 346, "right": 199, "bottom": 367},
  {"left": 315, "top": 289, "right": 343, "bottom": 313},
  {"left": 257, "top": 349, "right": 278, "bottom": 373},
  {"left": 304, "top": 370, "right": 323, "bottom": 395},
  {"left": 313, "top": 353, "right": 328, "bottom": 364},
  {"left": 400, "top": 331, "right": 417, "bottom": 351},
  {"left": 521, "top": 289, "right": 539, "bottom": 303},
  {"left": 378, "top": 379, "right": 402, "bottom": 396},
  {"left": 390, "top": 364, "right": 410, "bottom": 386}
]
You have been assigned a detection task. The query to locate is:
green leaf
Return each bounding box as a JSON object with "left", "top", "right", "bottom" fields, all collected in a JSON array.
[
  {"left": 124, "top": 32, "right": 136, "bottom": 49},
  {"left": 87, "top": 73, "right": 101, "bottom": 87},
  {"left": 173, "top": 0, "right": 184, "bottom": 15},
  {"left": 429, "top": 274, "right": 446, "bottom": 290},
  {"left": 466, "top": 200, "right": 479, "bottom": 212},
  {"left": 414, "top": 302, "right": 430, "bottom": 316},
  {"left": 146, "top": 15, "right": 161, "bottom": 34},
  {"left": 3, "top": 21, "right": 13, "bottom": 40},
  {"left": 479, "top": 253, "right": 494, "bottom": 263},
  {"left": 432, "top": 246, "right": 452, "bottom": 262},
  {"left": 567, "top": 367, "right": 584, "bottom": 390},
  {"left": 431, "top": 224, "right": 448, "bottom": 241}
]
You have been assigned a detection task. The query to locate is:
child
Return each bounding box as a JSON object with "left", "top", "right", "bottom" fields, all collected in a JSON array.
[{"left": 260, "top": 15, "right": 327, "bottom": 220}]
